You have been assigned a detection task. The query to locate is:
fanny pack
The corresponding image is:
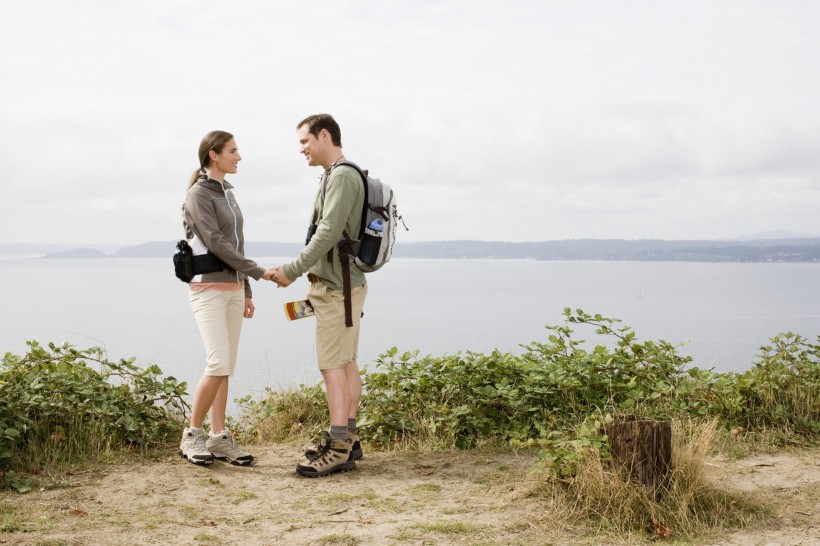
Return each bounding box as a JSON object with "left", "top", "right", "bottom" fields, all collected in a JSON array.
[{"left": 173, "top": 240, "right": 226, "bottom": 283}]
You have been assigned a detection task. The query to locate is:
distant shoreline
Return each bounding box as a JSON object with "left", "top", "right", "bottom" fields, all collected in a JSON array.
[{"left": 2, "top": 237, "right": 819, "bottom": 263}]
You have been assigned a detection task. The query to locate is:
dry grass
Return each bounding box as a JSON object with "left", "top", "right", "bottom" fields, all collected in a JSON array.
[
  {"left": 232, "top": 386, "right": 328, "bottom": 445},
  {"left": 527, "top": 418, "right": 774, "bottom": 542}
]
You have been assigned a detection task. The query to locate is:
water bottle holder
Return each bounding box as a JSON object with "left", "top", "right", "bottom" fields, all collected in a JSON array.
[{"left": 358, "top": 231, "right": 382, "bottom": 266}]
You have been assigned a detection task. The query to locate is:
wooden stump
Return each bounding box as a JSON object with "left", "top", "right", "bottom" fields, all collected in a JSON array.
[{"left": 605, "top": 415, "right": 671, "bottom": 501}]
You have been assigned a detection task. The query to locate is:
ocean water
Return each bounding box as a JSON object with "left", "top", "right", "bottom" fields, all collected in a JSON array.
[{"left": 1, "top": 257, "right": 818, "bottom": 407}]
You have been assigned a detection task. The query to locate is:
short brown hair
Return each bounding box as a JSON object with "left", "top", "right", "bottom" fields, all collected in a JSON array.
[{"left": 297, "top": 114, "right": 342, "bottom": 147}]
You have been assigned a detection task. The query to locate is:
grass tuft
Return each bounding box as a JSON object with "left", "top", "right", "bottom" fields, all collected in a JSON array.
[
  {"left": 231, "top": 384, "right": 328, "bottom": 444},
  {"left": 412, "top": 520, "right": 482, "bottom": 534},
  {"left": 0, "top": 513, "right": 20, "bottom": 533},
  {"left": 316, "top": 533, "right": 359, "bottom": 545},
  {"left": 533, "top": 418, "right": 772, "bottom": 540}
]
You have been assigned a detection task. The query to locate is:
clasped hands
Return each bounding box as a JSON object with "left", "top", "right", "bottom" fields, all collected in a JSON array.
[{"left": 262, "top": 266, "right": 292, "bottom": 288}]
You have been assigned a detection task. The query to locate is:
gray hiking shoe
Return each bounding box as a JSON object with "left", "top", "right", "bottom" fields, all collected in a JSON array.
[
  {"left": 296, "top": 438, "right": 355, "bottom": 478},
  {"left": 206, "top": 431, "right": 254, "bottom": 466},
  {"left": 304, "top": 431, "right": 363, "bottom": 461},
  {"left": 179, "top": 427, "right": 214, "bottom": 466}
]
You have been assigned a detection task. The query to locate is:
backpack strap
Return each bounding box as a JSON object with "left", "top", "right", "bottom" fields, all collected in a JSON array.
[
  {"left": 336, "top": 234, "right": 356, "bottom": 327},
  {"left": 327, "top": 161, "right": 367, "bottom": 328},
  {"left": 333, "top": 160, "right": 369, "bottom": 240},
  {"left": 318, "top": 171, "right": 335, "bottom": 264},
  {"left": 339, "top": 253, "right": 354, "bottom": 328}
]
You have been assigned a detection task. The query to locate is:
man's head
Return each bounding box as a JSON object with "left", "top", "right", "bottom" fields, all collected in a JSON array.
[{"left": 297, "top": 114, "right": 343, "bottom": 169}]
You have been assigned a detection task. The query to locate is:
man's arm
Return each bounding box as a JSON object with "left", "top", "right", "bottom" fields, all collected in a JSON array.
[{"left": 281, "top": 169, "right": 361, "bottom": 282}]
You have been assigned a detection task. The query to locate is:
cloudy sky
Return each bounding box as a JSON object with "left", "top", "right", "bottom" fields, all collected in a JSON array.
[{"left": 1, "top": 0, "right": 818, "bottom": 246}]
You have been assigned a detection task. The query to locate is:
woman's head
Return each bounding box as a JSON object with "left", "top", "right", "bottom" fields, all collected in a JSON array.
[
  {"left": 188, "top": 130, "right": 239, "bottom": 187},
  {"left": 198, "top": 130, "right": 234, "bottom": 169}
]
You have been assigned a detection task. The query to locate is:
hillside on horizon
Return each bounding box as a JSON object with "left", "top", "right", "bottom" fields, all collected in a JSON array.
[{"left": 2, "top": 236, "right": 819, "bottom": 263}]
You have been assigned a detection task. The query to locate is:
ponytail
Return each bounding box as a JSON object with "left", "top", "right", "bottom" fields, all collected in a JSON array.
[{"left": 187, "top": 168, "right": 205, "bottom": 189}]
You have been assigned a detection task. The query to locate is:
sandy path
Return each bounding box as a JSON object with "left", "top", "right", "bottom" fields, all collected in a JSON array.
[{"left": 1, "top": 446, "right": 818, "bottom": 545}]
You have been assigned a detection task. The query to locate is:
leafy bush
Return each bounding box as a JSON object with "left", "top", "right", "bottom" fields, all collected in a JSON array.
[
  {"left": 355, "top": 309, "right": 818, "bottom": 457},
  {"left": 518, "top": 309, "right": 691, "bottom": 420},
  {"left": 737, "top": 333, "right": 819, "bottom": 433},
  {"left": 669, "top": 333, "right": 819, "bottom": 435},
  {"left": 360, "top": 309, "right": 695, "bottom": 449},
  {"left": 361, "top": 348, "right": 543, "bottom": 448},
  {"left": 0, "top": 341, "right": 188, "bottom": 491}
]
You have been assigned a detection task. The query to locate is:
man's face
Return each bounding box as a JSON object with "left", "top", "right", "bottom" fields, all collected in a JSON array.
[{"left": 297, "top": 125, "right": 326, "bottom": 167}]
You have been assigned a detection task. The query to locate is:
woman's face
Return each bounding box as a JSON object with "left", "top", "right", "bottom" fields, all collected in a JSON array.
[{"left": 210, "top": 139, "right": 241, "bottom": 174}]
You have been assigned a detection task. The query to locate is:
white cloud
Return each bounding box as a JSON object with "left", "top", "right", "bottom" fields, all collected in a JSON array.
[{"left": 1, "top": 0, "right": 819, "bottom": 245}]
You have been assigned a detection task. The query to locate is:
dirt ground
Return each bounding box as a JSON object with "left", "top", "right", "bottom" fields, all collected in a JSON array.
[{"left": 1, "top": 445, "right": 818, "bottom": 545}]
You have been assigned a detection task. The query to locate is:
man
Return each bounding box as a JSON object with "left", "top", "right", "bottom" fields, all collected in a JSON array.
[{"left": 270, "top": 114, "right": 367, "bottom": 477}]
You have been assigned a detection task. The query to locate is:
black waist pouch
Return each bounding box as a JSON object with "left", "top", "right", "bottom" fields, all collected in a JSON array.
[{"left": 173, "top": 240, "right": 226, "bottom": 283}]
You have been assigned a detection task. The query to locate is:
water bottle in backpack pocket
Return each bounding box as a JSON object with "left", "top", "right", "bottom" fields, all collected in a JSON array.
[{"left": 358, "top": 218, "right": 384, "bottom": 266}]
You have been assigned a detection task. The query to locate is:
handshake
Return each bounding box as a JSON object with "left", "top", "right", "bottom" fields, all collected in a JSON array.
[{"left": 262, "top": 266, "right": 291, "bottom": 288}]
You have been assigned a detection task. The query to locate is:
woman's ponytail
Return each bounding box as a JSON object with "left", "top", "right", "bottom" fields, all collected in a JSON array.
[{"left": 187, "top": 168, "right": 203, "bottom": 189}]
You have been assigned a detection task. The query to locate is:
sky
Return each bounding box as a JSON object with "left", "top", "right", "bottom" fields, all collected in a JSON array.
[{"left": 1, "top": 0, "right": 818, "bottom": 246}]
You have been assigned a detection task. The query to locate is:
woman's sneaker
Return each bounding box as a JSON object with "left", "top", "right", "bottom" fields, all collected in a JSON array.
[
  {"left": 206, "top": 431, "right": 254, "bottom": 466},
  {"left": 296, "top": 438, "right": 355, "bottom": 477},
  {"left": 304, "top": 431, "right": 363, "bottom": 461},
  {"left": 179, "top": 428, "right": 214, "bottom": 466}
]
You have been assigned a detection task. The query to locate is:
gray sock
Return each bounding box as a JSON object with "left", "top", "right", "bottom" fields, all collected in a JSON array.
[
  {"left": 347, "top": 418, "right": 357, "bottom": 433},
  {"left": 330, "top": 426, "right": 348, "bottom": 441}
]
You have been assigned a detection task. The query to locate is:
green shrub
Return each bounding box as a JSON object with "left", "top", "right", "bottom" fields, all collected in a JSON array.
[
  {"left": 738, "top": 333, "right": 819, "bottom": 433},
  {"left": 355, "top": 309, "right": 818, "bottom": 456},
  {"left": 667, "top": 334, "right": 819, "bottom": 436},
  {"left": 360, "top": 309, "right": 694, "bottom": 449},
  {"left": 361, "top": 347, "right": 542, "bottom": 448},
  {"left": 0, "top": 341, "right": 188, "bottom": 491},
  {"left": 519, "top": 309, "right": 691, "bottom": 420}
]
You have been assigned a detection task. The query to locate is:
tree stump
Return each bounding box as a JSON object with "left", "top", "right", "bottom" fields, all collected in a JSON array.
[{"left": 605, "top": 415, "right": 671, "bottom": 501}]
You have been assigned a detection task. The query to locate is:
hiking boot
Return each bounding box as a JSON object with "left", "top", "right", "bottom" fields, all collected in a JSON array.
[
  {"left": 179, "top": 427, "right": 214, "bottom": 466},
  {"left": 304, "top": 431, "right": 363, "bottom": 461},
  {"left": 206, "top": 431, "right": 254, "bottom": 466},
  {"left": 296, "top": 438, "right": 355, "bottom": 477}
]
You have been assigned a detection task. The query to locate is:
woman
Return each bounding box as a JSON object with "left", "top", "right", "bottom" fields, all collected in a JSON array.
[{"left": 178, "top": 130, "right": 273, "bottom": 466}]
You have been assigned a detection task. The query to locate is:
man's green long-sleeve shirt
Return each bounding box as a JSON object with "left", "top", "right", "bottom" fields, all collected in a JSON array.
[{"left": 283, "top": 165, "right": 366, "bottom": 291}]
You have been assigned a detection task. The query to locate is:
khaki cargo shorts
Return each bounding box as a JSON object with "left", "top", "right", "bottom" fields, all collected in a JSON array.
[{"left": 307, "top": 278, "right": 367, "bottom": 370}]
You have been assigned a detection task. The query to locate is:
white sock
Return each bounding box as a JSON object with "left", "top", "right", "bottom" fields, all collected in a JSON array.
[
  {"left": 210, "top": 430, "right": 225, "bottom": 437},
  {"left": 189, "top": 426, "right": 204, "bottom": 433}
]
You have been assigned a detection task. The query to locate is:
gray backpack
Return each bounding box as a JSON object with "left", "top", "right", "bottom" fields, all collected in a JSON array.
[
  {"left": 334, "top": 160, "right": 400, "bottom": 272},
  {"left": 326, "top": 160, "right": 406, "bottom": 326}
]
